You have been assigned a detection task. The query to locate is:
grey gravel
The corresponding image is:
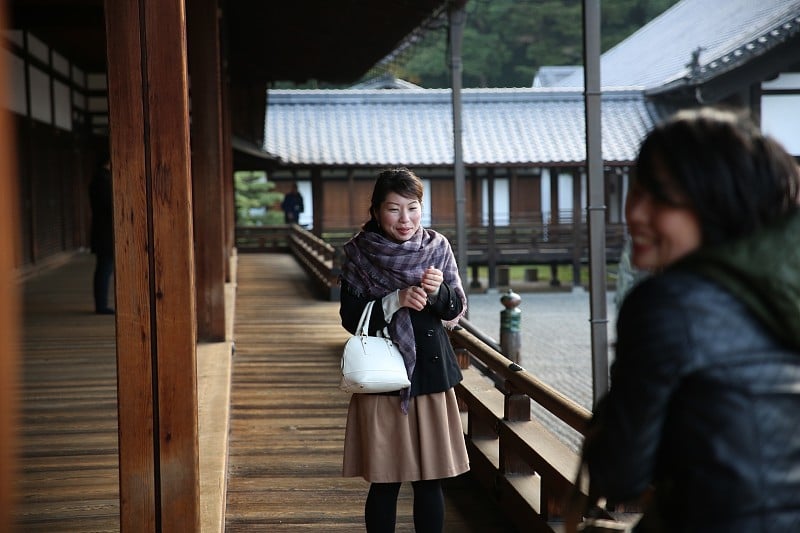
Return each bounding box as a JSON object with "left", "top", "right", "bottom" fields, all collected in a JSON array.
[{"left": 463, "top": 288, "right": 619, "bottom": 451}]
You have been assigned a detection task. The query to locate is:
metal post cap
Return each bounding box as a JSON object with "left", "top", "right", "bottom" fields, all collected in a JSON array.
[{"left": 500, "top": 288, "right": 521, "bottom": 310}]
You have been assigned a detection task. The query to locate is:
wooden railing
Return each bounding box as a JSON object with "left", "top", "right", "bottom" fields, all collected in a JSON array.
[
  {"left": 449, "top": 320, "right": 637, "bottom": 532},
  {"left": 235, "top": 225, "right": 292, "bottom": 253},
  {"left": 287, "top": 225, "right": 341, "bottom": 301},
  {"left": 323, "top": 222, "right": 628, "bottom": 266}
]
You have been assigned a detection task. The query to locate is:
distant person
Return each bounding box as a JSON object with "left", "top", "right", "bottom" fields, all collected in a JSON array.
[
  {"left": 339, "top": 167, "right": 469, "bottom": 532},
  {"left": 281, "top": 182, "right": 304, "bottom": 224},
  {"left": 89, "top": 154, "right": 114, "bottom": 315},
  {"left": 574, "top": 107, "right": 800, "bottom": 531}
]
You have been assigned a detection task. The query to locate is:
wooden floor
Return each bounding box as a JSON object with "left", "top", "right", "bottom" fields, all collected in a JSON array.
[
  {"left": 15, "top": 252, "right": 517, "bottom": 532},
  {"left": 17, "top": 254, "right": 120, "bottom": 531}
]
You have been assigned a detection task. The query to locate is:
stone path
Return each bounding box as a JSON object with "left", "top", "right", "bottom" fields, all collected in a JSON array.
[{"left": 464, "top": 288, "right": 619, "bottom": 451}]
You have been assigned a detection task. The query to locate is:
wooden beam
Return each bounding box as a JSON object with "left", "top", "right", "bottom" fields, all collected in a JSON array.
[
  {"left": 311, "top": 168, "right": 323, "bottom": 236},
  {"left": 188, "top": 0, "right": 226, "bottom": 341},
  {"left": 0, "top": 0, "right": 20, "bottom": 523},
  {"left": 220, "top": 59, "right": 235, "bottom": 281},
  {"left": 104, "top": 0, "right": 200, "bottom": 530}
]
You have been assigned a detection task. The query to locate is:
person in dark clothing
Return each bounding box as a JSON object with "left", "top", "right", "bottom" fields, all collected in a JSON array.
[
  {"left": 572, "top": 108, "right": 800, "bottom": 531},
  {"left": 89, "top": 156, "right": 115, "bottom": 315},
  {"left": 281, "top": 182, "right": 304, "bottom": 223}
]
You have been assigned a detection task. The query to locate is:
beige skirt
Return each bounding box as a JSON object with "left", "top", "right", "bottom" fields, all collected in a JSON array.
[{"left": 342, "top": 388, "right": 470, "bottom": 483}]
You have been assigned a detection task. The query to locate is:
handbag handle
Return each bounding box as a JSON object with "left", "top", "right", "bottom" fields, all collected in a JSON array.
[{"left": 355, "top": 300, "right": 375, "bottom": 336}]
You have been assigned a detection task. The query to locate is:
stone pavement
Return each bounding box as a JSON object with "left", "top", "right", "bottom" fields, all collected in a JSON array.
[{"left": 463, "top": 287, "right": 619, "bottom": 451}]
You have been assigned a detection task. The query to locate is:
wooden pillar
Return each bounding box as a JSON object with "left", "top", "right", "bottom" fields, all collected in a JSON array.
[
  {"left": 311, "top": 167, "right": 323, "bottom": 236},
  {"left": 221, "top": 73, "right": 235, "bottom": 280},
  {"left": 572, "top": 168, "right": 582, "bottom": 287},
  {"left": 0, "top": 0, "right": 20, "bottom": 521},
  {"left": 346, "top": 168, "right": 356, "bottom": 228},
  {"left": 188, "top": 0, "right": 226, "bottom": 341},
  {"left": 549, "top": 167, "right": 559, "bottom": 224},
  {"left": 487, "top": 167, "right": 497, "bottom": 289},
  {"left": 104, "top": 0, "right": 200, "bottom": 530}
]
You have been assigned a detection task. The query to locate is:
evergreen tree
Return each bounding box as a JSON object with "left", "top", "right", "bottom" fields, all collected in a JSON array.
[
  {"left": 393, "top": 0, "right": 680, "bottom": 88},
  {"left": 234, "top": 172, "right": 284, "bottom": 226}
]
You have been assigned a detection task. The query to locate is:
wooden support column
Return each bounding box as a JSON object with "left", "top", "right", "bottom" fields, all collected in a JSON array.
[
  {"left": 549, "top": 167, "right": 559, "bottom": 224},
  {"left": 221, "top": 73, "right": 234, "bottom": 280},
  {"left": 188, "top": 0, "right": 226, "bottom": 341},
  {"left": 572, "top": 168, "right": 583, "bottom": 287},
  {"left": 0, "top": 0, "right": 20, "bottom": 521},
  {"left": 346, "top": 168, "right": 356, "bottom": 227},
  {"left": 311, "top": 167, "right": 323, "bottom": 236},
  {"left": 487, "top": 167, "right": 497, "bottom": 289},
  {"left": 105, "top": 0, "right": 200, "bottom": 530}
]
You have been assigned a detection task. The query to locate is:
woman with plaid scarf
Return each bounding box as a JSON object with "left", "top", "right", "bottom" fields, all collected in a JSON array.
[{"left": 339, "top": 168, "right": 469, "bottom": 532}]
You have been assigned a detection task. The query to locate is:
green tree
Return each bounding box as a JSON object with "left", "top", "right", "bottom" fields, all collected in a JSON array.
[
  {"left": 234, "top": 171, "right": 284, "bottom": 226},
  {"left": 276, "top": 0, "right": 680, "bottom": 89},
  {"left": 394, "top": 0, "right": 679, "bottom": 88}
]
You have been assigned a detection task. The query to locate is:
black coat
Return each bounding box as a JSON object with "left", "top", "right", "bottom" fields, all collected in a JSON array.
[
  {"left": 89, "top": 167, "right": 114, "bottom": 255},
  {"left": 340, "top": 280, "right": 463, "bottom": 396},
  {"left": 584, "top": 270, "right": 800, "bottom": 531}
]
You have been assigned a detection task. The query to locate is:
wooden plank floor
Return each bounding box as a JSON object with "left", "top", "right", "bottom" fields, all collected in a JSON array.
[
  {"left": 225, "top": 254, "right": 517, "bottom": 532},
  {"left": 17, "top": 254, "right": 120, "bottom": 532}
]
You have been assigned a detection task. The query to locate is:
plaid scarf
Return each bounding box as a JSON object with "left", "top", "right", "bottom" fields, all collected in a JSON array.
[{"left": 341, "top": 221, "right": 467, "bottom": 413}]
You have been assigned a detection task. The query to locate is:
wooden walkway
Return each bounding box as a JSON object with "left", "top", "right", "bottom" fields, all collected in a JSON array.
[
  {"left": 17, "top": 254, "right": 120, "bottom": 531},
  {"left": 15, "top": 252, "right": 516, "bottom": 531}
]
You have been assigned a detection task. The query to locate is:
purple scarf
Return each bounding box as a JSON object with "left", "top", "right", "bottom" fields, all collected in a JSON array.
[{"left": 341, "top": 222, "right": 467, "bottom": 412}]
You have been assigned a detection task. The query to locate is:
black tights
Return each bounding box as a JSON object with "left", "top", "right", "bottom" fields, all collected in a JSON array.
[{"left": 365, "top": 479, "right": 444, "bottom": 533}]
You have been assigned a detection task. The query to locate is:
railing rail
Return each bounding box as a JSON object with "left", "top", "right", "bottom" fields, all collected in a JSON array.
[
  {"left": 323, "top": 222, "right": 628, "bottom": 265},
  {"left": 235, "top": 225, "right": 292, "bottom": 253},
  {"left": 448, "top": 324, "right": 637, "bottom": 532},
  {"left": 287, "top": 225, "right": 341, "bottom": 301}
]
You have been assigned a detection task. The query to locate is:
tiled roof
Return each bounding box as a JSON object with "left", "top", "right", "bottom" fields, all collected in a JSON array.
[
  {"left": 554, "top": 0, "right": 800, "bottom": 91},
  {"left": 532, "top": 66, "right": 582, "bottom": 88},
  {"left": 264, "top": 88, "right": 656, "bottom": 167}
]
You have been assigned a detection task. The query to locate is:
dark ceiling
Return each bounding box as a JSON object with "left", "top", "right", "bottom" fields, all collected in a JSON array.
[{"left": 7, "top": 0, "right": 452, "bottom": 85}]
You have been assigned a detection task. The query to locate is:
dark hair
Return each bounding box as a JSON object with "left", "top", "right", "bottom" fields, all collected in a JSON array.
[
  {"left": 368, "top": 167, "right": 424, "bottom": 221},
  {"left": 634, "top": 107, "right": 799, "bottom": 246}
]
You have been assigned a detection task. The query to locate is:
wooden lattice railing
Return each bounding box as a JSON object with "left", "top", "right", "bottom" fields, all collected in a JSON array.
[{"left": 449, "top": 320, "right": 639, "bottom": 532}]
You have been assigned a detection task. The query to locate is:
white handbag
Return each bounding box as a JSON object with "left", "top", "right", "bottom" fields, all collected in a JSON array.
[{"left": 339, "top": 301, "right": 411, "bottom": 393}]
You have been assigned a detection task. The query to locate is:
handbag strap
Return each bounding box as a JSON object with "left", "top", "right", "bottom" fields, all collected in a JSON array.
[{"left": 355, "top": 300, "right": 374, "bottom": 336}]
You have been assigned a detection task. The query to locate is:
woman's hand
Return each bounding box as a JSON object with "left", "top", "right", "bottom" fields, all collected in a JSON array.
[
  {"left": 420, "top": 266, "right": 443, "bottom": 295},
  {"left": 398, "top": 286, "right": 428, "bottom": 311}
]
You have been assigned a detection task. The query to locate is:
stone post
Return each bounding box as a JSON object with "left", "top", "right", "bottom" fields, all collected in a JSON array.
[{"left": 500, "top": 289, "right": 522, "bottom": 363}]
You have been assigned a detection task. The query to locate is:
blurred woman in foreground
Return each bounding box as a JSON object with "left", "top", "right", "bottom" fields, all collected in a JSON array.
[{"left": 580, "top": 107, "right": 800, "bottom": 531}]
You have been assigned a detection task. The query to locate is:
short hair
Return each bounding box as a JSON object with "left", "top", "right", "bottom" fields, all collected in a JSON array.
[
  {"left": 369, "top": 167, "right": 424, "bottom": 221},
  {"left": 634, "top": 107, "right": 799, "bottom": 246}
]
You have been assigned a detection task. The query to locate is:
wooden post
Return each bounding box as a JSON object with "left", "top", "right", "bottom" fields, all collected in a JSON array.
[
  {"left": 572, "top": 167, "right": 583, "bottom": 287},
  {"left": 549, "top": 167, "right": 559, "bottom": 224},
  {"left": 105, "top": 0, "right": 200, "bottom": 530},
  {"left": 188, "top": 0, "right": 226, "bottom": 341},
  {"left": 311, "top": 167, "right": 323, "bottom": 236},
  {"left": 487, "top": 167, "right": 497, "bottom": 289},
  {"left": 346, "top": 168, "right": 356, "bottom": 227},
  {"left": 501, "top": 382, "right": 532, "bottom": 476},
  {"left": 220, "top": 61, "right": 234, "bottom": 281},
  {"left": 0, "top": 0, "right": 20, "bottom": 521}
]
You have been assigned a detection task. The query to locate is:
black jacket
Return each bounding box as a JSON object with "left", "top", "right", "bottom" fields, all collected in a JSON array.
[
  {"left": 584, "top": 215, "right": 800, "bottom": 532},
  {"left": 340, "top": 280, "right": 463, "bottom": 397},
  {"left": 89, "top": 167, "right": 114, "bottom": 255}
]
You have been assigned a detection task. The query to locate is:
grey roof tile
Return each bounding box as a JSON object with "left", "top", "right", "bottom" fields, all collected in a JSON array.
[
  {"left": 554, "top": 0, "right": 800, "bottom": 90},
  {"left": 264, "top": 88, "right": 655, "bottom": 166}
]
